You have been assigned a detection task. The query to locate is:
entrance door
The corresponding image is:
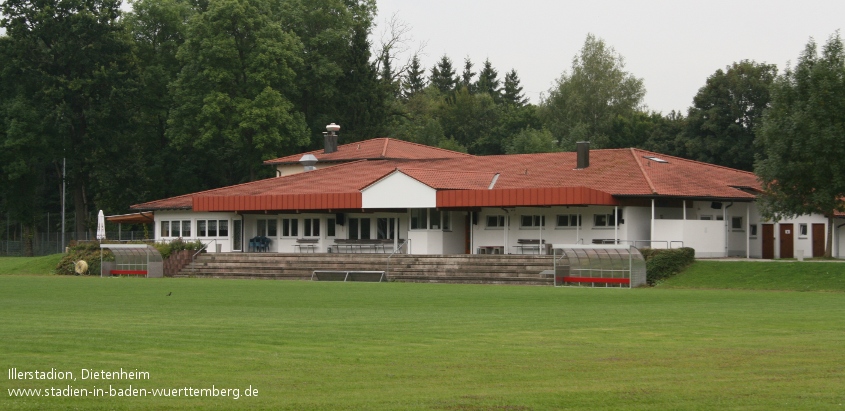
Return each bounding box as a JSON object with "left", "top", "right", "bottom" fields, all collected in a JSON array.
[
  {"left": 464, "top": 214, "right": 471, "bottom": 254},
  {"left": 812, "top": 223, "right": 825, "bottom": 257},
  {"left": 762, "top": 224, "right": 774, "bottom": 259},
  {"left": 779, "top": 224, "right": 794, "bottom": 259},
  {"left": 233, "top": 220, "right": 243, "bottom": 252}
]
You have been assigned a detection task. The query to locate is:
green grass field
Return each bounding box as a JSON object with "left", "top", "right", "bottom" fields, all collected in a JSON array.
[
  {"left": 0, "top": 254, "right": 63, "bottom": 275},
  {"left": 659, "top": 260, "right": 845, "bottom": 292},
  {"left": 1, "top": 269, "right": 844, "bottom": 410}
]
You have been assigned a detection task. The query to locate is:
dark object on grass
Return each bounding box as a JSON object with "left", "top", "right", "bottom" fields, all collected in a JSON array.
[{"left": 167, "top": 292, "right": 172, "bottom": 296}]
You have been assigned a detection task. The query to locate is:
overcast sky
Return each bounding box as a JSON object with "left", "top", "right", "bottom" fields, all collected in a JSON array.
[{"left": 373, "top": 0, "right": 845, "bottom": 114}]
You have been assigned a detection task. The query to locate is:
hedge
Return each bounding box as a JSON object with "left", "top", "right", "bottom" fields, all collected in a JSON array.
[{"left": 641, "top": 247, "right": 695, "bottom": 285}]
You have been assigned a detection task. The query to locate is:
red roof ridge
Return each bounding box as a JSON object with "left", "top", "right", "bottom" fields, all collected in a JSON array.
[
  {"left": 398, "top": 167, "right": 497, "bottom": 176},
  {"left": 630, "top": 148, "right": 658, "bottom": 194},
  {"left": 378, "top": 137, "right": 474, "bottom": 157},
  {"left": 630, "top": 148, "right": 758, "bottom": 177}
]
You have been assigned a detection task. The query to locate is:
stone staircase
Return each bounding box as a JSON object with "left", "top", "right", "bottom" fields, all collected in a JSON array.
[{"left": 177, "top": 253, "right": 557, "bottom": 286}]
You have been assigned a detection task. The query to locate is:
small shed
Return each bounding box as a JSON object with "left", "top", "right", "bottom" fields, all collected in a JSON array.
[
  {"left": 552, "top": 244, "right": 647, "bottom": 288},
  {"left": 100, "top": 244, "right": 163, "bottom": 278}
]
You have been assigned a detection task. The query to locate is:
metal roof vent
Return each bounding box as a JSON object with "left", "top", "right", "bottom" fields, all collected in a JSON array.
[
  {"left": 323, "top": 123, "right": 340, "bottom": 154},
  {"left": 299, "top": 154, "right": 318, "bottom": 172}
]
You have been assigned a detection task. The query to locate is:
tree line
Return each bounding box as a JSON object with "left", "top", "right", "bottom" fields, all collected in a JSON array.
[{"left": 1, "top": 0, "right": 843, "bottom": 256}]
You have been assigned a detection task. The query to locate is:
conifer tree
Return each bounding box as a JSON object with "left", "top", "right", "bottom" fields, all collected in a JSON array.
[
  {"left": 502, "top": 69, "right": 528, "bottom": 107},
  {"left": 429, "top": 55, "right": 457, "bottom": 94},
  {"left": 403, "top": 54, "right": 427, "bottom": 99}
]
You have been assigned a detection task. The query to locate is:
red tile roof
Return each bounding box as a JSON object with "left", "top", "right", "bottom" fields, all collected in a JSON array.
[
  {"left": 263, "top": 138, "right": 471, "bottom": 165},
  {"left": 132, "top": 142, "right": 761, "bottom": 211}
]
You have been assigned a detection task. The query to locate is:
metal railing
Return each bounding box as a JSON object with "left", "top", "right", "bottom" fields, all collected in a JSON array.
[
  {"left": 385, "top": 239, "right": 410, "bottom": 278},
  {"left": 191, "top": 238, "right": 219, "bottom": 268}
]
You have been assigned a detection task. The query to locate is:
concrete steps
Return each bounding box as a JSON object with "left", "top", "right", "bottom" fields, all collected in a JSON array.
[{"left": 177, "top": 253, "right": 556, "bottom": 285}]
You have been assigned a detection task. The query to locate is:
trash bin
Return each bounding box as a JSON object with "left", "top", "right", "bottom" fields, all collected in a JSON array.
[{"left": 216, "top": 244, "right": 222, "bottom": 253}]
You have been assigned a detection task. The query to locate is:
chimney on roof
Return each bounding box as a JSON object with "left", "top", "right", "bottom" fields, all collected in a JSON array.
[
  {"left": 576, "top": 141, "right": 590, "bottom": 169},
  {"left": 299, "top": 154, "right": 318, "bottom": 172},
  {"left": 324, "top": 123, "right": 340, "bottom": 154}
]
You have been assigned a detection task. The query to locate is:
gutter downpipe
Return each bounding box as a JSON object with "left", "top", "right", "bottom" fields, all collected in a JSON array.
[
  {"left": 724, "top": 202, "right": 734, "bottom": 257},
  {"left": 746, "top": 204, "right": 751, "bottom": 259},
  {"left": 614, "top": 206, "right": 618, "bottom": 244},
  {"left": 651, "top": 199, "right": 655, "bottom": 247}
]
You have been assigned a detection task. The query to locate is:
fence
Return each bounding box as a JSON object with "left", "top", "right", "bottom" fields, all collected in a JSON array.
[{"left": 0, "top": 231, "right": 149, "bottom": 257}]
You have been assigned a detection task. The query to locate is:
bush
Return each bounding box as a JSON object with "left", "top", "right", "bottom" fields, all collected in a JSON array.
[
  {"left": 641, "top": 247, "right": 695, "bottom": 285},
  {"left": 56, "top": 242, "right": 113, "bottom": 275},
  {"left": 152, "top": 238, "right": 204, "bottom": 260}
]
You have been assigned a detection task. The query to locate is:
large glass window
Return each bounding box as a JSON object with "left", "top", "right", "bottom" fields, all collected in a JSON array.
[
  {"left": 182, "top": 220, "right": 191, "bottom": 237},
  {"left": 304, "top": 218, "right": 320, "bottom": 237},
  {"left": 377, "top": 218, "right": 396, "bottom": 239},
  {"left": 198, "top": 220, "right": 207, "bottom": 236},
  {"left": 257, "top": 219, "right": 276, "bottom": 237},
  {"left": 556, "top": 214, "right": 582, "bottom": 228},
  {"left": 486, "top": 215, "right": 505, "bottom": 228},
  {"left": 218, "top": 220, "right": 228, "bottom": 237},
  {"left": 429, "top": 209, "right": 442, "bottom": 229},
  {"left": 410, "top": 209, "right": 427, "bottom": 230},
  {"left": 282, "top": 218, "right": 298, "bottom": 237},
  {"left": 208, "top": 220, "right": 218, "bottom": 237},
  {"left": 327, "top": 218, "right": 336, "bottom": 237},
  {"left": 593, "top": 214, "right": 616, "bottom": 227},
  {"left": 348, "top": 218, "right": 371, "bottom": 240},
  {"left": 520, "top": 215, "right": 545, "bottom": 228},
  {"left": 161, "top": 221, "right": 170, "bottom": 237}
]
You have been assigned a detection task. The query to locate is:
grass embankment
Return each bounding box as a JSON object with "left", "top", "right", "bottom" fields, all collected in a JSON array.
[
  {"left": 1, "top": 276, "right": 844, "bottom": 410},
  {"left": 659, "top": 260, "right": 845, "bottom": 292},
  {"left": 0, "top": 255, "right": 63, "bottom": 275}
]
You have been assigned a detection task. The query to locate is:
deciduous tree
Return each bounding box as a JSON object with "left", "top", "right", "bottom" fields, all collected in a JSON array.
[
  {"left": 756, "top": 33, "right": 845, "bottom": 257},
  {"left": 540, "top": 34, "right": 644, "bottom": 149}
]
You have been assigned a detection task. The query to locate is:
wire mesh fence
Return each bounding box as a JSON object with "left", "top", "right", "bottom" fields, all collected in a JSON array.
[{"left": 0, "top": 231, "right": 149, "bottom": 256}]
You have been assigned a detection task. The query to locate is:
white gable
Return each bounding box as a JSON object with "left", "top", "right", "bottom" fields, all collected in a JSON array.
[{"left": 361, "top": 171, "right": 436, "bottom": 209}]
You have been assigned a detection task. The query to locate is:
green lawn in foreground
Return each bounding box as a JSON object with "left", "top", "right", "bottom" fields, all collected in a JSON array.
[
  {"left": 0, "top": 255, "right": 62, "bottom": 275},
  {"left": 659, "top": 260, "right": 845, "bottom": 291},
  {"left": 1, "top": 276, "right": 844, "bottom": 410}
]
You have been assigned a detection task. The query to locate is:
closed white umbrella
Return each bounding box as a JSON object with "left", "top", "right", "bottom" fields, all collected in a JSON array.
[{"left": 96, "top": 210, "right": 106, "bottom": 240}]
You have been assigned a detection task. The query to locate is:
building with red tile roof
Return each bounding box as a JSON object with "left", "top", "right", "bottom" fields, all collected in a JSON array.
[{"left": 133, "top": 138, "right": 837, "bottom": 259}]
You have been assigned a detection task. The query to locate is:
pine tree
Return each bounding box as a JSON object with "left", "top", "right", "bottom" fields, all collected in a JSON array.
[
  {"left": 460, "top": 57, "right": 476, "bottom": 93},
  {"left": 429, "top": 55, "right": 457, "bottom": 94},
  {"left": 502, "top": 69, "right": 528, "bottom": 107},
  {"left": 475, "top": 59, "right": 500, "bottom": 100},
  {"left": 403, "top": 54, "right": 427, "bottom": 99}
]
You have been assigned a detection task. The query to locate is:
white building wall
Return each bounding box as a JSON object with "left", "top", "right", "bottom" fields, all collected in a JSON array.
[
  {"left": 625, "top": 206, "right": 651, "bottom": 246},
  {"left": 155, "top": 210, "right": 238, "bottom": 252},
  {"left": 362, "top": 172, "right": 436, "bottom": 209}
]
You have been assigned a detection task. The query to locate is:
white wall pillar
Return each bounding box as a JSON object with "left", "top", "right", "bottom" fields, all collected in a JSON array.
[{"left": 651, "top": 199, "right": 655, "bottom": 245}]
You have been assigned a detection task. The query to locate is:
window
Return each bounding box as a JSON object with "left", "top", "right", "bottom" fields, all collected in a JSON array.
[
  {"left": 182, "top": 220, "right": 191, "bottom": 237},
  {"left": 593, "top": 214, "right": 617, "bottom": 227},
  {"left": 257, "top": 219, "right": 277, "bottom": 237},
  {"left": 750, "top": 224, "right": 758, "bottom": 238},
  {"left": 161, "top": 221, "right": 170, "bottom": 237},
  {"left": 304, "top": 218, "right": 320, "bottom": 237},
  {"left": 731, "top": 217, "right": 743, "bottom": 231},
  {"left": 171, "top": 221, "right": 180, "bottom": 238},
  {"left": 716, "top": 215, "right": 724, "bottom": 221},
  {"left": 799, "top": 223, "right": 808, "bottom": 237},
  {"left": 348, "top": 218, "right": 371, "bottom": 240},
  {"left": 556, "top": 214, "right": 582, "bottom": 228},
  {"left": 700, "top": 215, "right": 712, "bottom": 221},
  {"left": 377, "top": 218, "right": 396, "bottom": 240},
  {"left": 520, "top": 215, "right": 545, "bottom": 228},
  {"left": 410, "top": 209, "right": 428, "bottom": 230},
  {"left": 429, "top": 209, "right": 441, "bottom": 229},
  {"left": 282, "top": 218, "right": 298, "bottom": 237},
  {"left": 196, "top": 220, "right": 228, "bottom": 237},
  {"left": 486, "top": 215, "right": 505, "bottom": 228},
  {"left": 327, "top": 218, "right": 336, "bottom": 237}
]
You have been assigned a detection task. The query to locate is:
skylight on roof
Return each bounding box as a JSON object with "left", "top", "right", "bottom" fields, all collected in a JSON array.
[{"left": 644, "top": 156, "right": 669, "bottom": 163}]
